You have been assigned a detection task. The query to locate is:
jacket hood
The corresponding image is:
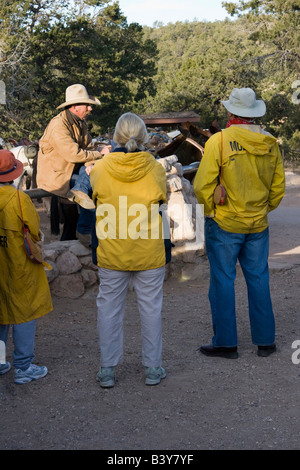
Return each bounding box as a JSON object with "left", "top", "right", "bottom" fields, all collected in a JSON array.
[
  {"left": 101, "top": 151, "right": 157, "bottom": 182},
  {"left": 0, "top": 185, "right": 16, "bottom": 211},
  {"left": 225, "top": 125, "right": 277, "bottom": 156}
]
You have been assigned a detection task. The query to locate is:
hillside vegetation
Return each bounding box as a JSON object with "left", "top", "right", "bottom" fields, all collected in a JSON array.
[{"left": 0, "top": 0, "right": 299, "bottom": 162}]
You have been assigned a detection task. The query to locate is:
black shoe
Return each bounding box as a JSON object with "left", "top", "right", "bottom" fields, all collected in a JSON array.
[
  {"left": 257, "top": 344, "right": 276, "bottom": 357},
  {"left": 199, "top": 344, "right": 238, "bottom": 359}
]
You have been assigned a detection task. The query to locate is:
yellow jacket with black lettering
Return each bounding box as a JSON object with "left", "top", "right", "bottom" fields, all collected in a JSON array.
[
  {"left": 90, "top": 151, "right": 167, "bottom": 271},
  {"left": 193, "top": 125, "right": 285, "bottom": 233},
  {"left": 0, "top": 185, "right": 53, "bottom": 324}
]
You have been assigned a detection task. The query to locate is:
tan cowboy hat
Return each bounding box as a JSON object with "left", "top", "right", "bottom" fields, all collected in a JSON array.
[
  {"left": 0, "top": 150, "right": 24, "bottom": 182},
  {"left": 56, "top": 84, "right": 101, "bottom": 109},
  {"left": 221, "top": 88, "right": 266, "bottom": 118}
]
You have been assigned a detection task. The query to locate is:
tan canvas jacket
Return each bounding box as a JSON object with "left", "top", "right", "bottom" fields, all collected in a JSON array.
[{"left": 37, "top": 110, "right": 102, "bottom": 197}]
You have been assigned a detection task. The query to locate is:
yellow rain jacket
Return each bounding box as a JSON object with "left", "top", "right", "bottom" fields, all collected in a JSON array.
[
  {"left": 90, "top": 151, "right": 167, "bottom": 271},
  {"left": 194, "top": 125, "right": 285, "bottom": 233},
  {"left": 0, "top": 185, "right": 53, "bottom": 324}
]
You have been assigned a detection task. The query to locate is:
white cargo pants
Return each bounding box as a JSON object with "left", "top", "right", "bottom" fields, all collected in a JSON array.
[{"left": 96, "top": 266, "right": 165, "bottom": 368}]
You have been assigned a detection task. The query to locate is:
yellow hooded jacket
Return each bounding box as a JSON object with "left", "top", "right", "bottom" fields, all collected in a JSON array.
[
  {"left": 90, "top": 151, "right": 167, "bottom": 271},
  {"left": 193, "top": 125, "right": 285, "bottom": 233},
  {"left": 0, "top": 186, "right": 53, "bottom": 324}
]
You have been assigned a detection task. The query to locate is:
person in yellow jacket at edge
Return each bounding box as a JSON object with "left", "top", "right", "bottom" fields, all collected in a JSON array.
[
  {"left": 0, "top": 150, "right": 53, "bottom": 384},
  {"left": 90, "top": 112, "right": 168, "bottom": 388},
  {"left": 193, "top": 88, "right": 285, "bottom": 359}
]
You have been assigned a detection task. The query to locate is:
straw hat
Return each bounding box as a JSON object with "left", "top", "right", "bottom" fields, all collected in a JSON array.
[
  {"left": 56, "top": 84, "right": 101, "bottom": 110},
  {"left": 221, "top": 88, "right": 266, "bottom": 118},
  {"left": 0, "top": 150, "right": 24, "bottom": 182}
]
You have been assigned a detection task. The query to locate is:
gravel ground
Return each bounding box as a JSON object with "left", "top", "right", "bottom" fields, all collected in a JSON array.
[{"left": 0, "top": 175, "right": 299, "bottom": 452}]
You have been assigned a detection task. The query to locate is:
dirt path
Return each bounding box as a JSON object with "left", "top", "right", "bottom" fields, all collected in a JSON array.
[{"left": 0, "top": 174, "right": 299, "bottom": 451}]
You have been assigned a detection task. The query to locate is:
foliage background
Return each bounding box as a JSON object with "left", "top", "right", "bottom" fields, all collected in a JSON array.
[{"left": 0, "top": 0, "right": 299, "bottom": 161}]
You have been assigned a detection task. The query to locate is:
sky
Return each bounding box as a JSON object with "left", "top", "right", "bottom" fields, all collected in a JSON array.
[{"left": 118, "top": 0, "right": 230, "bottom": 27}]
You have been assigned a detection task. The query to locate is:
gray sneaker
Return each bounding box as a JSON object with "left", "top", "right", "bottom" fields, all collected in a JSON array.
[
  {"left": 96, "top": 367, "right": 115, "bottom": 388},
  {"left": 145, "top": 366, "right": 166, "bottom": 386},
  {"left": 0, "top": 362, "right": 11, "bottom": 375},
  {"left": 14, "top": 364, "right": 48, "bottom": 385}
]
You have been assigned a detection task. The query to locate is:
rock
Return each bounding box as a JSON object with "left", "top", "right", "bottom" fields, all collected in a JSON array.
[
  {"left": 167, "top": 174, "right": 183, "bottom": 193},
  {"left": 50, "top": 273, "right": 85, "bottom": 298},
  {"left": 69, "top": 243, "right": 91, "bottom": 257},
  {"left": 81, "top": 269, "right": 98, "bottom": 287},
  {"left": 173, "top": 162, "right": 183, "bottom": 177},
  {"left": 45, "top": 261, "right": 59, "bottom": 283},
  {"left": 43, "top": 248, "right": 59, "bottom": 262},
  {"left": 79, "top": 255, "right": 98, "bottom": 270},
  {"left": 157, "top": 154, "right": 178, "bottom": 171},
  {"left": 55, "top": 251, "right": 82, "bottom": 274},
  {"left": 166, "top": 190, "right": 196, "bottom": 242}
]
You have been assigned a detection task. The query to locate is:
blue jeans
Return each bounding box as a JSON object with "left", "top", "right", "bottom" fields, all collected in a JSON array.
[
  {"left": 205, "top": 218, "right": 275, "bottom": 347},
  {"left": 71, "top": 166, "right": 95, "bottom": 235},
  {"left": 0, "top": 320, "right": 36, "bottom": 370}
]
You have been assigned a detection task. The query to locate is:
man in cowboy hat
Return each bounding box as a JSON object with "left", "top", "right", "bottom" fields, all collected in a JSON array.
[
  {"left": 37, "top": 84, "right": 110, "bottom": 243},
  {"left": 194, "top": 87, "right": 285, "bottom": 359}
]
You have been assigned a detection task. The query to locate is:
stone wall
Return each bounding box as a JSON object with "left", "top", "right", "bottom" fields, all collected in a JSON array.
[
  {"left": 43, "top": 155, "right": 207, "bottom": 298},
  {"left": 43, "top": 240, "right": 99, "bottom": 298}
]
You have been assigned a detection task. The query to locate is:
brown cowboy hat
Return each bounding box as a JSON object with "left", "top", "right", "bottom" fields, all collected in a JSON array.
[
  {"left": 56, "top": 84, "right": 101, "bottom": 110},
  {"left": 0, "top": 150, "right": 24, "bottom": 182}
]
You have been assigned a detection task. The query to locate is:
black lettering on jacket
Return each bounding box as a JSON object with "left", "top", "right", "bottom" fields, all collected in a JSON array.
[
  {"left": 0, "top": 235, "right": 8, "bottom": 247},
  {"left": 229, "top": 141, "right": 245, "bottom": 152}
]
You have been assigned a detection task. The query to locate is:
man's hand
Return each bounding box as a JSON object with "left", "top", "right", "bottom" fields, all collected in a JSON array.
[{"left": 98, "top": 145, "right": 112, "bottom": 155}]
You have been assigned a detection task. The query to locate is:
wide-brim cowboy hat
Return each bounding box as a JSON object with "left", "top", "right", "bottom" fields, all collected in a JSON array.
[
  {"left": 56, "top": 84, "right": 101, "bottom": 110},
  {"left": 221, "top": 87, "right": 266, "bottom": 118},
  {"left": 0, "top": 150, "right": 24, "bottom": 182}
]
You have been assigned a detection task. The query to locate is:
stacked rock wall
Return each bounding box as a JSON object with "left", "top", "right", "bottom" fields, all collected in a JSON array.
[
  {"left": 43, "top": 240, "right": 99, "bottom": 298},
  {"left": 43, "top": 155, "right": 207, "bottom": 298}
]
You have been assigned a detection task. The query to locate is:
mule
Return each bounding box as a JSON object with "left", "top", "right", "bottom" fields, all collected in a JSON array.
[{"left": 9, "top": 145, "right": 38, "bottom": 190}]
